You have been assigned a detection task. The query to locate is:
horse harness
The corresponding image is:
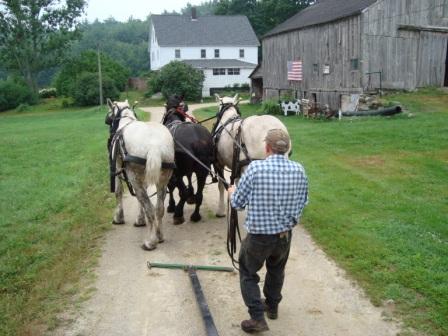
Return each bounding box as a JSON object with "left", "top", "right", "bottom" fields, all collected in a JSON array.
[
  {"left": 212, "top": 103, "right": 251, "bottom": 182},
  {"left": 212, "top": 103, "right": 258, "bottom": 269},
  {"left": 106, "top": 106, "right": 175, "bottom": 196}
]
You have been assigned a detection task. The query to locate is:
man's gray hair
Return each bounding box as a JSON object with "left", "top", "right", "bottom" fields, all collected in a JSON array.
[{"left": 264, "top": 129, "right": 290, "bottom": 154}]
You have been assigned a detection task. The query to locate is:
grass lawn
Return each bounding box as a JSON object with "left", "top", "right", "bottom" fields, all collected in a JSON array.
[
  {"left": 0, "top": 98, "right": 122, "bottom": 335},
  {"left": 194, "top": 88, "right": 448, "bottom": 336}
]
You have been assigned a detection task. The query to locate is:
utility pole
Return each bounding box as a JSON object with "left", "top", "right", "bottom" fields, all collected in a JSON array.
[{"left": 97, "top": 43, "right": 103, "bottom": 107}]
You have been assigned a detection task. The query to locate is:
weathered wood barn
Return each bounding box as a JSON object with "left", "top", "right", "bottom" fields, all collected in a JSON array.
[{"left": 258, "top": 0, "right": 448, "bottom": 109}]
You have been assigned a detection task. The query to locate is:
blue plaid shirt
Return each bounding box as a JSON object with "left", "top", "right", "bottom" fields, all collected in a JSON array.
[{"left": 230, "top": 154, "right": 308, "bottom": 234}]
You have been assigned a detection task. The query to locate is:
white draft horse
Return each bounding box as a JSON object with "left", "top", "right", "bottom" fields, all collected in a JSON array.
[
  {"left": 213, "top": 94, "right": 291, "bottom": 217},
  {"left": 105, "top": 99, "right": 175, "bottom": 250}
]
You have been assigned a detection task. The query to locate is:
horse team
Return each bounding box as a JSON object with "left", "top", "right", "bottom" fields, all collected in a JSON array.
[{"left": 105, "top": 94, "right": 291, "bottom": 251}]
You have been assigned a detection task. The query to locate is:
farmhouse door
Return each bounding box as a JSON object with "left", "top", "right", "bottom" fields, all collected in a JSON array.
[{"left": 417, "top": 32, "right": 448, "bottom": 87}]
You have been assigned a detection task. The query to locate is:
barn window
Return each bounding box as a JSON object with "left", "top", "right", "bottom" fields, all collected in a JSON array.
[
  {"left": 175, "top": 49, "right": 181, "bottom": 58},
  {"left": 350, "top": 59, "right": 359, "bottom": 70},
  {"left": 201, "top": 49, "right": 206, "bottom": 58},
  {"left": 214, "top": 49, "right": 220, "bottom": 58},
  {"left": 213, "top": 68, "right": 226, "bottom": 76},
  {"left": 323, "top": 64, "right": 330, "bottom": 74},
  {"left": 228, "top": 68, "right": 240, "bottom": 75},
  {"left": 313, "top": 63, "right": 319, "bottom": 73}
]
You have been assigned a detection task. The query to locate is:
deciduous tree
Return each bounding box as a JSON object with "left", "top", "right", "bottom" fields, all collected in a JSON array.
[{"left": 0, "top": 0, "right": 86, "bottom": 94}]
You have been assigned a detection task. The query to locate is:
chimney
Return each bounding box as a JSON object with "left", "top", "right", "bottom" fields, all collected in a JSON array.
[{"left": 191, "top": 7, "right": 197, "bottom": 21}]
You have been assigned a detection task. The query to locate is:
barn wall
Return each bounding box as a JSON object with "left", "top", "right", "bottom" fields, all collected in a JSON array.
[
  {"left": 361, "top": 0, "right": 448, "bottom": 89},
  {"left": 262, "top": 0, "right": 448, "bottom": 109},
  {"left": 262, "top": 15, "right": 364, "bottom": 109}
]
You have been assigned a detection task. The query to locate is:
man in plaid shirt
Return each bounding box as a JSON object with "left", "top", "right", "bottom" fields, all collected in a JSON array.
[{"left": 228, "top": 128, "right": 308, "bottom": 333}]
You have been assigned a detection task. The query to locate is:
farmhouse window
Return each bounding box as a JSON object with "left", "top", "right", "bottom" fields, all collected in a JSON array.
[
  {"left": 351, "top": 59, "right": 359, "bottom": 70},
  {"left": 201, "top": 49, "right": 206, "bottom": 58},
  {"left": 323, "top": 64, "right": 330, "bottom": 74},
  {"left": 213, "top": 68, "right": 226, "bottom": 75},
  {"left": 175, "top": 49, "right": 181, "bottom": 58},
  {"left": 239, "top": 49, "right": 244, "bottom": 58},
  {"left": 215, "top": 49, "right": 220, "bottom": 58},
  {"left": 228, "top": 68, "right": 240, "bottom": 75}
]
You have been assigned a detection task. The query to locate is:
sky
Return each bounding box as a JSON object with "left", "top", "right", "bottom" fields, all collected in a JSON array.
[{"left": 85, "top": 0, "right": 205, "bottom": 22}]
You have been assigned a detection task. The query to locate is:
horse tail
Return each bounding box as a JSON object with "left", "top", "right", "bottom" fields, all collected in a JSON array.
[{"left": 145, "top": 147, "right": 161, "bottom": 185}]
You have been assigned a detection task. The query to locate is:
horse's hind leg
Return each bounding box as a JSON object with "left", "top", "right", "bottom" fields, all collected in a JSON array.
[
  {"left": 112, "top": 175, "right": 125, "bottom": 224},
  {"left": 126, "top": 174, "right": 157, "bottom": 250},
  {"left": 173, "top": 176, "right": 187, "bottom": 225},
  {"left": 186, "top": 173, "right": 195, "bottom": 204},
  {"left": 167, "top": 178, "right": 176, "bottom": 213},
  {"left": 190, "top": 171, "right": 207, "bottom": 222},
  {"left": 156, "top": 169, "right": 171, "bottom": 243},
  {"left": 134, "top": 204, "right": 146, "bottom": 227}
]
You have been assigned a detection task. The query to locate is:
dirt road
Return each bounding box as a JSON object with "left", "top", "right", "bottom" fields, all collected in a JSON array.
[{"left": 53, "top": 103, "right": 400, "bottom": 336}]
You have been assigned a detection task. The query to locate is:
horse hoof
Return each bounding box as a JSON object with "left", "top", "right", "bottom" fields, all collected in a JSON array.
[
  {"left": 158, "top": 237, "right": 165, "bottom": 243},
  {"left": 173, "top": 216, "right": 185, "bottom": 225},
  {"left": 167, "top": 205, "right": 175, "bottom": 213},
  {"left": 141, "top": 243, "right": 157, "bottom": 251},
  {"left": 215, "top": 213, "right": 226, "bottom": 218},
  {"left": 190, "top": 213, "right": 201, "bottom": 222},
  {"left": 134, "top": 222, "right": 146, "bottom": 227},
  {"left": 186, "top": 196, "right": 195, "bottom": 205},
  {"left": 112, "top": 219, "right": 125, "bottom": 225}
]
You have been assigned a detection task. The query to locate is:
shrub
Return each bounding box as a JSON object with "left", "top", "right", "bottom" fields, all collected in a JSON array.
[
  {"left": 61, "top": 98, "right": 74, "bottom": 108},
  {"left": 145, "top": 71, "right": 161, "bottom": 97},
  {"left": 54, "top": 51, "right": 129, "bottom": 100},
  {"left": 72, "top": 72, "right": 119, "bottom": 106},
  {"left": 156, "top": 61, "right": 204, "bottom": 101},
  {"left": 280, "top": 90, "right": 295, "bottom": 102},
  {"left": 0, "top": 79, "right": 37, "bottom": 112},
  {"left": 38, "top": 88, "right": 57, "bottom": 98},
  {"left": 261, "top": 99, "right": 282, "bottom": 115},
  {"left": 15, "top": 103, "right": 30, "bottom": 112}
]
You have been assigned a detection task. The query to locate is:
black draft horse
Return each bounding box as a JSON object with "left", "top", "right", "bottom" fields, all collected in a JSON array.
[{"left": 162, "top": 95, "right": 214, "bottom": 225}]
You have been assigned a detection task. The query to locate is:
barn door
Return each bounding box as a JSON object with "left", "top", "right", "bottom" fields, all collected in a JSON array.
[
  {"left": 445, "top": 40, "right": 448, "bottom": 87},
  {"left": 417, "top": 32, "right": 448, "bottom": 87}
]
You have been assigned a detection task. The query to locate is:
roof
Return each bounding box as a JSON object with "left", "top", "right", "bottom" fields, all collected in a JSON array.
[
  {"left": 264, "top": 0, "right": 377, "bottom": 38},
  {"left": 182, "top": 59, "right": 257, "bottom": 69},
  {"left": 151, "top": 14, "right": 259, "bottom": 47},
  {"left": 249, "top": 64, "right": 263, "bottom": 79}
]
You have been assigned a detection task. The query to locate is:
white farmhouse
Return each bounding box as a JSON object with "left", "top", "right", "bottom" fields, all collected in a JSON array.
[{"left": 149, "top": 10, "right": 259, "bottom": 97}]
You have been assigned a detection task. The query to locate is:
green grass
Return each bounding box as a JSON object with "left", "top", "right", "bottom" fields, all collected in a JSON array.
[
  {"left": 0, "top": 99, "right": 115, "bottom": 335},
  {"left": 195, "top": 89, "right": 448, "bottom": 336},
  {"left": 1, "top": 89, "right": 446, "bottom": 335}
]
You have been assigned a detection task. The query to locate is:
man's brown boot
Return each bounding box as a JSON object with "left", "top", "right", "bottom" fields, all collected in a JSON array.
[
  {"left": 262, "top": 300, "right": 278, "bottom": 320},
  {"left": 241, "top": 318, "right": 269, "bottom": 333}
]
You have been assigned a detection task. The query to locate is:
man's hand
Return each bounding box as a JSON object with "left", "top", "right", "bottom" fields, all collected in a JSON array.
[{"left": 227, "top": 185, "right": 236, "bottom": 195}]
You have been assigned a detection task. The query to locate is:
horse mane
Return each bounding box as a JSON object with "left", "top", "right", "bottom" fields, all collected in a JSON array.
[{"left": 162, "top": 108, "right": 185, "bottom": 125}]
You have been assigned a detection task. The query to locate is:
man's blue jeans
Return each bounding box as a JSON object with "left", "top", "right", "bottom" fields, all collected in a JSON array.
[{"left": 238, "top": 231, "right": 292, "bottom": 320}]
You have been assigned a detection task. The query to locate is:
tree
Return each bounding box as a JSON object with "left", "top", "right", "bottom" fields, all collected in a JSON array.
[
  {"left": 154, "top": 61, "right": 204, "bottom": 101},
  {"left": 0, "top": 0, "right": 86, "bottom": 94},
  {"left": 71, "top": 18, "right": 149, "bottom": 76},
  {"left": 72, "top": 72, "right": 119, "bottom": 106},
  {"left": 54, "top": 50, "right": 130, "bottom": 99},
  {"left": 214, "top": 0, "right": 314, "bottom": 37}
]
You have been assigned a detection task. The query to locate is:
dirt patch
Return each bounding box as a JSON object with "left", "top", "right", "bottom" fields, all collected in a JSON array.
[{"left": 52, "top": 104, "right": 401, "bottom": 336}]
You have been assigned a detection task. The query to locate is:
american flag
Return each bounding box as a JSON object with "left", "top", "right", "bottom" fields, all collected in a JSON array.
[{"left": 287, "top": 60, "right": 303, "bottom": 81}]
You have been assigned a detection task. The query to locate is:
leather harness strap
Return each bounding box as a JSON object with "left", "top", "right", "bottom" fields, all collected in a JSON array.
[{"left": 107, "top": 107, "right": 175, "bottom": 196}]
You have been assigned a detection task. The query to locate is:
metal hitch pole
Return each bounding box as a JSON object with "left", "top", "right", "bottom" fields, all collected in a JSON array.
[{"left": 147, "top": 262, "right": 234, "bottom": 336}]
